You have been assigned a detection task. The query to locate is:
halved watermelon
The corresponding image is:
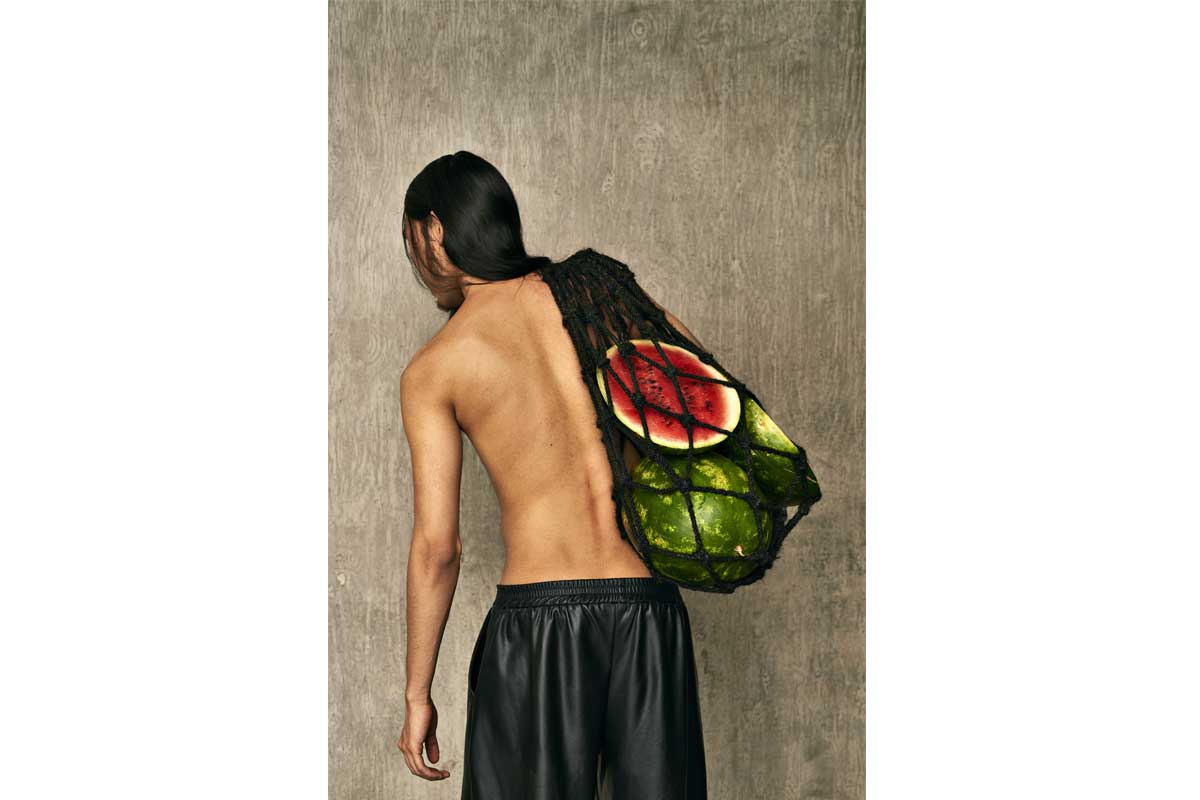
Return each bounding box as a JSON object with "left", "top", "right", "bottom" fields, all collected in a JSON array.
[{"left": 596, "top": 339, "right": 741, "bottom": 452}]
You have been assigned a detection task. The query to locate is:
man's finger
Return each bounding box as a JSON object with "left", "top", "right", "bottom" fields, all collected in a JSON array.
[
  {"left": 417, "top": 742, "right": 450, "bottom": 781},
  {"left": 402, "top": 738, "right": 449, "bottom": 780},
  {"left": 425, "top": 731, "right": 441, "bottom": 763}
]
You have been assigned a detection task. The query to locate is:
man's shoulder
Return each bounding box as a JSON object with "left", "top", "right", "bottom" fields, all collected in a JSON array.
[
  {"left": 404, "top": 323, "right": 492, "bottom": 395},
  {"left": 405, "top": 335, "right": 454, "bottom": 384}
]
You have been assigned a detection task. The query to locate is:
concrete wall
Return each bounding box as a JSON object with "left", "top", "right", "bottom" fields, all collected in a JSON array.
[{"left": 330, "top": 1, "right": 864, "bottom": 797}]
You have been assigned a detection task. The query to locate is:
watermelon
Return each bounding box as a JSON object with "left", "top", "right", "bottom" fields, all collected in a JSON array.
[
  {"left": 596, "top": 339, "right": 741, "bottom": 453},
  {"left": 721, "top": 396, "right": 821, "bottom": 506},
  {"left": 623, "top": 452, "right": 772, "bottom": 587}
]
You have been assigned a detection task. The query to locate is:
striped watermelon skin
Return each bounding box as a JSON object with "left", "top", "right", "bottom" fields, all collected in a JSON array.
[
  {"left": 721, "top": 396, "right": 823, "bottom": 506},
  {"left": 624, "top": 453, "right": 773, "bottom": 588}
]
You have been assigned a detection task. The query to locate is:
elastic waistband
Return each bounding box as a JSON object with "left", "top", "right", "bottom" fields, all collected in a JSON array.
[{"left": 493, "top": 576, "right": 682, "bottom": 608}]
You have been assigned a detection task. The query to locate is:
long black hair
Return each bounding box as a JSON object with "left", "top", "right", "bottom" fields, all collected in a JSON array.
[{"left": 403, "top": 151, "right": 553, "bottom": 298}]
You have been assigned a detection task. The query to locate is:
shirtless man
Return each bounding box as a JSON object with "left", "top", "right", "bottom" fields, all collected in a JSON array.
[{"left": 396, "top": 151, "right": 707, "bottom": 799}]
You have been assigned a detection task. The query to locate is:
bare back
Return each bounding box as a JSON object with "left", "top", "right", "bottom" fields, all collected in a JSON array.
[{"left": 431, "top": 270, "right": 652, "bottom": 585}]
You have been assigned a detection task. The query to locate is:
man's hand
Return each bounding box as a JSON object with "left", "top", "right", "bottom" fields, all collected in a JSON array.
[{"left": 398, "top": 698, "right": 450, "bottom": 781}]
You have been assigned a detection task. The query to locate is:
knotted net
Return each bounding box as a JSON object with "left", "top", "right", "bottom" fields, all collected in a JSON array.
[{"left": 539, "top": 248, "right": 821, "bottom": 594}]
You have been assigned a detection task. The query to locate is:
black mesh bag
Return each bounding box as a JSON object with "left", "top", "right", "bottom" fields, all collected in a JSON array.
[{"left": 540, "top": 248, "right": 822, "bottom": 594}]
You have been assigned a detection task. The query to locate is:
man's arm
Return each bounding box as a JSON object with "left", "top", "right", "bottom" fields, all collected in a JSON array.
[
  {"left": 399, "top": 356, "right": 463, "bottom": 702},
  {"left": 397, "top": 355, "right": 462, "bottom": 781}
]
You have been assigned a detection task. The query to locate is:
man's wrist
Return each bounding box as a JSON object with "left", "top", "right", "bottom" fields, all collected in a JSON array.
[{"left": 405, "top": 687, "right": 432, "bottom": 704}]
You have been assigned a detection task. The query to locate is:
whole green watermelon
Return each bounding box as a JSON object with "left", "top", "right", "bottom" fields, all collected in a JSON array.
[
  {"left": 624, "top": 452, "right": 772, "bottom": 588},
  {"left": 720, "top": 396, "right": 821, "bottom": 507}
]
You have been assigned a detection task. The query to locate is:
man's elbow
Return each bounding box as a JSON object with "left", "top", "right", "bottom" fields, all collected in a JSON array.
[{"left": 411, "top": 531, "right": 462, "bottom": 568}]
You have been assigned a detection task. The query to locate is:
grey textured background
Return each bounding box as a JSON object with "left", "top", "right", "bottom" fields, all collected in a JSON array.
[{"left": 330, "top": 1, "right": 863, "bottom": 797}]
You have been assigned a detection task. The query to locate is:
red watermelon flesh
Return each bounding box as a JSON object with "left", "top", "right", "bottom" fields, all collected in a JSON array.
[{"left": 596, "top": 339, "right": 741, "bottom": 452}]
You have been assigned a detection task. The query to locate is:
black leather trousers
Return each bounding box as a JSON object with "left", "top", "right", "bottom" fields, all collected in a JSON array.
[{"left": 461, "top": 577, "right": 707, "bottom": 799}]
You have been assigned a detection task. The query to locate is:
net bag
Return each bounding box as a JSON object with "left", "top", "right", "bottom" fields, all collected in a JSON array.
[{"left": 540, "top": 248, "right": 822, "bottom": 594}]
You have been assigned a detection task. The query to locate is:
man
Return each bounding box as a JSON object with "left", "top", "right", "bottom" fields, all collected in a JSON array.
[{"left": 396, "top": 152, "right": 707, "bottom": 799}]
